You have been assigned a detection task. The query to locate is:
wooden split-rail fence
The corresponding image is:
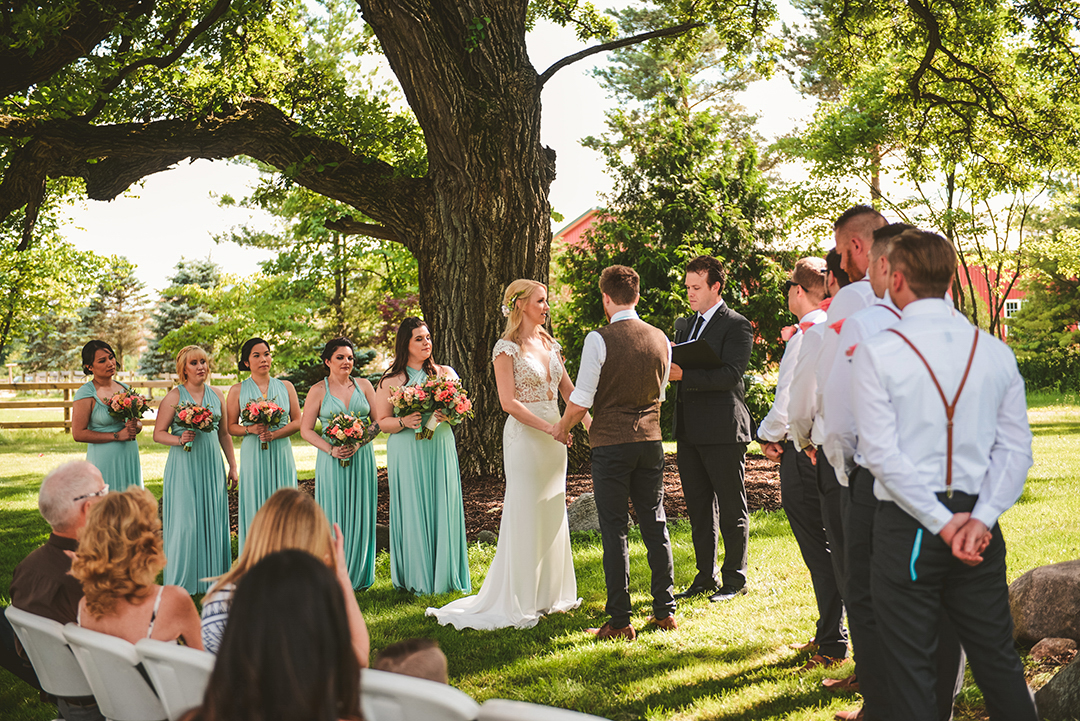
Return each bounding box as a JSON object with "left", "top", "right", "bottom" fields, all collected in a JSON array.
[{"left": 0, "top": 373, "right": 235, "bottom": 432}]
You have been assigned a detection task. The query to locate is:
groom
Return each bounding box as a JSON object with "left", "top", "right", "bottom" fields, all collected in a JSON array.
[{"left": 554, "top": 265, "right": 676, "bottom": 640}]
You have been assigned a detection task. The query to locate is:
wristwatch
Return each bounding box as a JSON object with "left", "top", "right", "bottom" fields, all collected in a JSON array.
[{"left": 113, "top": 431, "right": 119, "bottom": 440}]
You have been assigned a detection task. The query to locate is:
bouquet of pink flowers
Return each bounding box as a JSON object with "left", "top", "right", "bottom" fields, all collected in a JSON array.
[
  {"left": 240, "top": 399, "right": 285, "bottom": 450},
  {"left": 174, "top": 402, "right": 217, "bottom": 452},
  {"left": 389, "top": 376, "right": 473, "bottom": 440},
  {"left": 323, "top": 412, "right": 380, "bottom": 467},
  {"left": 387, "top": 383, "right": 436, "bottom": 439},
  {"left": 423, "top": 376, "right": 473, "bottom": 426},
  {"left": 105, "top": 389, "right": 150, "bottom": 422}
]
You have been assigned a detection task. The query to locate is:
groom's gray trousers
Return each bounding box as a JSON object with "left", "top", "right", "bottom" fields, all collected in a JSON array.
[{"left": 591, "top": 440, "right": 676, "bottom": 627}]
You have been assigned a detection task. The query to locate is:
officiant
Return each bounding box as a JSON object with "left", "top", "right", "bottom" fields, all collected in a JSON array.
[{"left": 669, "top": 255, "right": 755, "bottom": 603}]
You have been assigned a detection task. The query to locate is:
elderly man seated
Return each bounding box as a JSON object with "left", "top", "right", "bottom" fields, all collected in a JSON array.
[{"left": 4, "top": 460, "right": 108, "bottom": 721}]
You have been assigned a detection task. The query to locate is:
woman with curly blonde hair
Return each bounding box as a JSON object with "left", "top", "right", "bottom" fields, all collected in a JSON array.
[
  {"left": 70, "top": 487, "right": 202, "bottom": 647},
  {"left": 200, "top": 488, "right": 369, "bottom": 664}
]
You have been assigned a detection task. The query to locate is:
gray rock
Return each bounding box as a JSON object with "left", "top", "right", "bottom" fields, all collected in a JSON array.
[
  {"left": 567, "top": 493, "right": 600, "bottom": 533},
  {"left": 376, "top": 523, "right": 390, "bottom": 553},
  {"left": 1009, "top": 559, "right": 1080, "bottom": 645},
  {"left": 1035, "top": 658, "right": 1080, "bottom": 721},
  {"left": 476, "top": 529, "right": 498, "bottom": 545},
  {"left": 1032, "top": 638, "right": 1079, "bottom": 662}
]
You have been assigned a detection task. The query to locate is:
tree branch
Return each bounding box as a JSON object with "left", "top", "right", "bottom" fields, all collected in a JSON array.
[
  {"left": 0, "top": 101, "right": 429, "bottom": 251},
  {"left": 324, "top": 217, "right": 400, "bottom": 242},
  {"left": 537, "top": 20, "right": 705, "bottom": 87},
  {"left": 78, "top": 0, "right": 234, "bottom": 122},
  {"left": 0, "top": 0, "right": 154, "bottom": 98}
]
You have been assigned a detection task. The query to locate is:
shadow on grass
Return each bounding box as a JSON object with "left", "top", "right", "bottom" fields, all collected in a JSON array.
[{"left": 1030, "top": 420, "right": 1080, "bottom": 438}]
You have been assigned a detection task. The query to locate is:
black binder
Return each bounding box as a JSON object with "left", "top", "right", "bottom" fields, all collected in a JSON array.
[{"left": 671, "top": 339, "right": 725, "bottom": 370}]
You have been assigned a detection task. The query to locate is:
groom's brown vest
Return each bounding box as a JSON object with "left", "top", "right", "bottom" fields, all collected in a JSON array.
[{"left": 589, "top": 318, "right": 670, "bottom": 448}]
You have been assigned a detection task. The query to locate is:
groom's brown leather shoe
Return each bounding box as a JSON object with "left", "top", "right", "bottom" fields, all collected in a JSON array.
[
  {"left": 586, "top": 622, "right": 636, "bottom": 640},
  {"left": 646, "top": 615, "right": 678, "bottom": 631}
]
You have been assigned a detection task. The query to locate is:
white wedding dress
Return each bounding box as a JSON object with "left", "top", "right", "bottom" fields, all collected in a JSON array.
[{"left": 426, "top": 339, "right": 581, "bottom": 629}]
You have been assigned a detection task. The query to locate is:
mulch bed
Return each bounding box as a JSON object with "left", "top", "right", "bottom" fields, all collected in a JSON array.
[{"left": 227, "top": 453, "right": 781, "bottom": 540}]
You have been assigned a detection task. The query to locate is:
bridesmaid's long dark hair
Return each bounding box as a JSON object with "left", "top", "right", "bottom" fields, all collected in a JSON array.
[{"left": 377, "top": 317, "right": 437, "bottom": 389}]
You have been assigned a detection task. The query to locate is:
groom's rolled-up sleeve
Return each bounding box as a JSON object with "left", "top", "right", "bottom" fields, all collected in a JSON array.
[{"left": 569, "top": 331, "right": 606, "bottom": 409}]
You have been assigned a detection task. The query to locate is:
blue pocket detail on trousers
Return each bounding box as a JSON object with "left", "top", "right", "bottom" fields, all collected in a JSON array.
[{"left": 909, "top": 528, "right": 923, "bottom": 582}]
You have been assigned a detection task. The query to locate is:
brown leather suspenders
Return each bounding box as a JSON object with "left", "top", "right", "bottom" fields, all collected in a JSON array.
[{"left": 886, "top": 328, "right": 980, "bottom": 498}]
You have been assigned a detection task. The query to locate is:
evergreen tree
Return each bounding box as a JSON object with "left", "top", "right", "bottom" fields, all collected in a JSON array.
[
  {"left": 140, "top": 259, "right": 221, "bottom": 376},
  {"left": 79, "top": 257, "right": 150, "bottom": 371},
  {"left": 15, "top": 310, "right": 84, "bottom": 372}
]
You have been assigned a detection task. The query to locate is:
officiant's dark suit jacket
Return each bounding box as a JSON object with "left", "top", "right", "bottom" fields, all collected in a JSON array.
[{"left": 672, "top": 302, "right": 754, "bottom": 589}]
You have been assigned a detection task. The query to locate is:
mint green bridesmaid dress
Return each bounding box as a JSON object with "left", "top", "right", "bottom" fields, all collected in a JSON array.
[
  {"left": 315, "top": 378, "right": 377, "bottom": 590},
  {"left": 237, "top": 377, "right": 297, "bottom": 552},
  {"left": 386, "top": 366, "right": 470, "bottom": 595},
  {"left": 73, "top": 381, "right": 143, "bottom": 491},
  {"left": 162, "top": 385, "right": 231, "bottom": 594}
]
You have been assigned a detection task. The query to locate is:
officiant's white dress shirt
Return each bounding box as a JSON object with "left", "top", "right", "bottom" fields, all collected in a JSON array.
[{"left": 851, "top": 298, "right": 1032, "bottom": 534}]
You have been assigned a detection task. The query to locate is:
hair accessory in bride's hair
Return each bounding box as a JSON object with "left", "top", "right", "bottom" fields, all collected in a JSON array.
[{"left": 500, "top": 289, "right": 526, "bottom": 318}]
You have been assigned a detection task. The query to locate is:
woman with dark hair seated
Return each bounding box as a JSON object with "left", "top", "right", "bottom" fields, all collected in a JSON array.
[{"left": 183, "top": 549, "right": 362, "bottom": 721}]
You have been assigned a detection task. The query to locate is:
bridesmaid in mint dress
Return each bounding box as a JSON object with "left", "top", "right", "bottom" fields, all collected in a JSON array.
[
  {"left": 374, "top": 318, "right": 470, "bottom": 595},
  {"left": 300, "top": 338, "right": 380, "bottom": 590},
  {"left": 226, "top": 338, "right": 301, "bottom": 552},
  {"left": 71, "top": 340, "right": 143, "bottom": 491},
  {"left": 153, "top": 345, "right": 237, "bottom": 594}
]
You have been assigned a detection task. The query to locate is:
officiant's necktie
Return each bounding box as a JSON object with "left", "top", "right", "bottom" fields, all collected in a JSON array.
[{"left": 689, "top": 314, "right": 704, "bottom": 341}]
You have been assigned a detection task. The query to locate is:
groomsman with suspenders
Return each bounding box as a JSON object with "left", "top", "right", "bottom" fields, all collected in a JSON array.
[
  {"left": 852, "top": 229, "right": 1038, "bottom": 721},
  {"left": 758, "top": 257, "right": 848, "bottom": 668},
  {"left": 822, "top": 224, "right": 962, "bottom": 720}
]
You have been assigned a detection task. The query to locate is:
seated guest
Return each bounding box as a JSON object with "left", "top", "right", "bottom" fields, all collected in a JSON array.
[
  {"left": 373, "top": 638, "right": 449, "bottom": 684},
  {"left": 183, "top": 550, "right": 363, "bottom": 721},
  {"left": 69, "top": 487, "right": 203, "bottom": 648},
  {"left": 6, "top": 461, "right": 108, "bottom": 719},
  {"left": 200, "top": 488, "right": 369, "bottom": 665}
]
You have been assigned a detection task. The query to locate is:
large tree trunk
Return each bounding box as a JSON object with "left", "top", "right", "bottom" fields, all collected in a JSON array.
[{"left": 361, "top": 0, "right": 556, "bottom": 477}]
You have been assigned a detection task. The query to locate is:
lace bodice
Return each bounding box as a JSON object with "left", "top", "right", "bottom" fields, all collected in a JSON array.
[{"left": 493, "top": 339, "right": 563, "bottom": 403}]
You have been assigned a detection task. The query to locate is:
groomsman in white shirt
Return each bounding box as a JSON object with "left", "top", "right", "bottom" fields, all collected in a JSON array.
[
  {"left": 852, "top": 229, "right": 1037, "bottom": 721},
  {"left": 758, "top": 257, "right": 848, "bottom": 667}
]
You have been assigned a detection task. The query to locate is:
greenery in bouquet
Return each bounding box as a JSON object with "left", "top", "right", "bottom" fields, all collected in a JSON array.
[
  {"left": 323, "top": 412, "right": 380, "bottom": 467},
  {"left": 173, "top": 402, "right": 217, "bottom": 451},
  {"left": 105, "top": 390, "right": 150, "bottom": 422},
  {"left": 240, "top": 399, "right": 286, "bottom": 449}
]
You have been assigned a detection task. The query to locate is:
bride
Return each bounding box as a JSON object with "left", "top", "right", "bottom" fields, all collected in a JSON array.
[{"left": 427, "top": 279, "right": 583, "bottom": 629}]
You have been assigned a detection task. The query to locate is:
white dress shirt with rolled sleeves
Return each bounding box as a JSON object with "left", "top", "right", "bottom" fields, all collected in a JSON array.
[
  {"left": 757, "top": 308, "right": 827, "bottom": 443},
  {"left": 851, "top": 298, "right": 1033, "bottom": 534},
  {"left": 821, "top": 295, "right": 901, "bottom": 485},
  {"left": 787, "top": 323, "right": 826, "bottom": 450},
  {"left": 569, "top": 309, "right": 671, "bottom": 409},
  {"left": 814, "top": 280, "right": 876, "bottom": 433}
]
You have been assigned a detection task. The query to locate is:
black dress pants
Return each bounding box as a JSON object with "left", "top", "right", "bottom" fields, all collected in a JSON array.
[{"left": 676, "top": 440, "right": 748, "bottom": 589}]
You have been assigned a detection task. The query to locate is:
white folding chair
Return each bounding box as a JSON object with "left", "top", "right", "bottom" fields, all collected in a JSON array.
[
  {"left": 135, "top": 639, "right": 214, "bottom": 721},
  {"left": 5, "top": 606, "right": 94, "bottom": 720},
  {"left": 478, "top": 699, "right": 609, "bottom": 721},
  {"left": 360, "top": 668, "right": 480, "bottom": 721},
  {"left": 63, "top": 623, "right": 167, "bottom": 721}
]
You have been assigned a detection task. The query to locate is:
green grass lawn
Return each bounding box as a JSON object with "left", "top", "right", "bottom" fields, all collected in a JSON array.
[{"left": 1, "top": 396, "right": 1077, "bottom": 720}]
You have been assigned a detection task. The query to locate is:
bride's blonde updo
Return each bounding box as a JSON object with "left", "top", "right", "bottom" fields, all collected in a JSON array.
[{"left": 500, "top": 279, "right": 553, "bottom": 347}]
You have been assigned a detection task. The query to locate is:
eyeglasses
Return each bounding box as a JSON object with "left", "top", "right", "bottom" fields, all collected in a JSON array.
[
  {"left": 73, "top": 485, "right": 109, "bottom": 503},
  {"left": 784, "top": 280, "right": 806, "bottom": 293}
]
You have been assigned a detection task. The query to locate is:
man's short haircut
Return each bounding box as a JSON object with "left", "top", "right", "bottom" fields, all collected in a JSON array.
[
  {"left": 792, "top": 257, "right": 827, "bottom": 302},
  {"left": 599, "top": 265, "right": 640, "bottom": 306},
  {"left": 685, "top": 255, "right": 726, "bottom": 292},
  {"left": 887, "top": 229, "right": 957, "bottom": 299},
  {"left": 38, "top": 461, "right": 101, "bottom": 531},
  {"left": 871, "top": 222, "right": 916, "bottom": 260},
  {"left": 373, "top": 638, "right": 449, "bottom": 684},
  {"left": 824, "top": 249, "right": 851, "bottom": 288},
  {"left": 834, "top": 204, "right": 886, "bottom": 233}
]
